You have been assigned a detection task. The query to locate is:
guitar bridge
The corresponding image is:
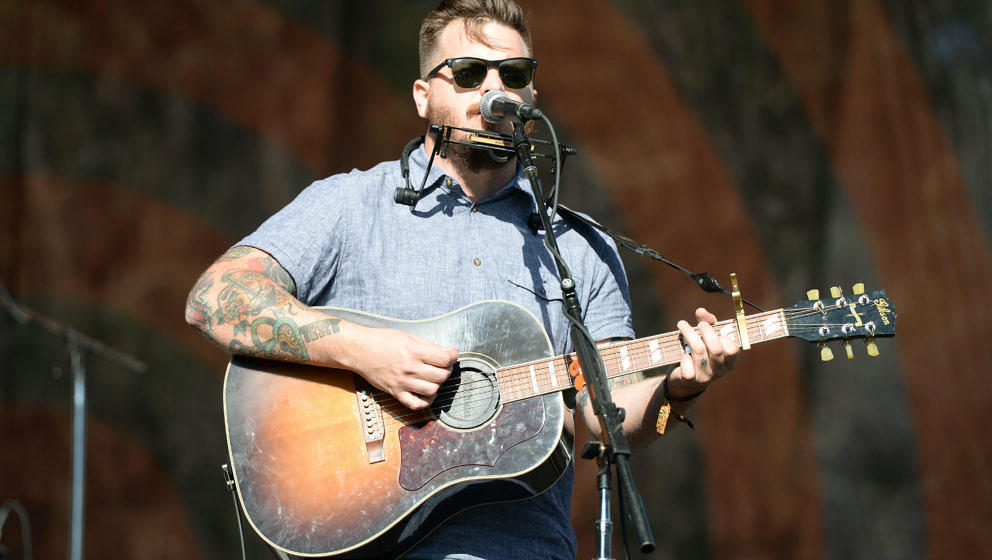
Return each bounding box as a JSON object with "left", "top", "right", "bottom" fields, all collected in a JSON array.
[{"left": 355, "top": 379, "right": 386, "bottom": 464}]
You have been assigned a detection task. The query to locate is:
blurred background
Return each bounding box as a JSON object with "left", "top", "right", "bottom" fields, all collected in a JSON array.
[{"left": 1, "top": 0, "right": 990, "bottom": 558}]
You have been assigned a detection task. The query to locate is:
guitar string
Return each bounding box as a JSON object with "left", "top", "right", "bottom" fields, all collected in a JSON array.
[
  {"left": 391, "top": 312, "right": 873, "bottom": 421},
  {"left": 372, "top": 320, "right": 770, "bottom": 423},
  {"left": 460, "top": 313, "right": 870, "bottom": 410},
  {"left": 373, "top": 330, "right": 874, "bottom": 425},
  {"left": 365, "top": 306, "right": 886, "bottom": 424},
  {"left": 433, "top": 306, "right": 865, "bottom": 406}
]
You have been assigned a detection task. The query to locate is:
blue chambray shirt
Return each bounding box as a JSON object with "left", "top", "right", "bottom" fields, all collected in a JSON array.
[{"left": 239, "top": 144, "right": 634, "bottom": 560}]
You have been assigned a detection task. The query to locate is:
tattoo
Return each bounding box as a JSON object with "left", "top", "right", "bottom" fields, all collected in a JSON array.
[
  {"left": 214, "top": 270, "right": 293, "bottom": 337},
  {"left": 195, "top": 247, "right": 312, "bottom": 362},
  {"left": 217, "top": 246, "right": 297, "bottom": 294},
  {"left": 186, "top": 271, "right": 216, "bottom": 334},
  {"left": 247, "top": 253, "right": 296, "bottom": 295},
  {"left": 575, "top": 371, "right": 647, "bottom": 411},
  {"left": 217, "top": 246, "right": 254, "bottom": 262},
  {"left": 225, "top": 316, "right": 341, "bottom": 362},
  {"left": 609, "top": 372, "right": 645, "bottom": 391},
  {"left": 576, "top": 388, "right": 589, "bottom": 410},
  {"left": 573, "top": 364, "right": 676, "bottom": 411},
  {"left": 300, "top": 318, "right": 341, "bottom": 343},
  {"left": 700, "top": 358, "right": 708, "bottom": 368},
  {"left": 248, "top": 316, "right": 310, "bottom": 362}
]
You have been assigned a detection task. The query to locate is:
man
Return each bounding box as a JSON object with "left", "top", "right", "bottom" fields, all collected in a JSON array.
[{"left": 185, "top": 1, "right": 738, "bottom": 558}]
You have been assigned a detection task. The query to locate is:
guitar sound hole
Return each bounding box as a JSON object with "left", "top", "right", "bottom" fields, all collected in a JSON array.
[{"left": 431, "top": 358, "right": 500, "bottom": 430}]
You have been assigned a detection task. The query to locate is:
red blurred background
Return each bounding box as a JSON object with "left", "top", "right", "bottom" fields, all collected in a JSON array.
[{"left": 2, "top": 1, "right": 990, "bottom": 558}]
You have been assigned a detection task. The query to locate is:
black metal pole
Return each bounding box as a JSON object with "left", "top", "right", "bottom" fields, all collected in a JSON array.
[
  {"left": 0, "top": 279, "right": 145, "bottom": 560},
  {"left": 510, "top": 122, "right": 655, "bottom": 555}
]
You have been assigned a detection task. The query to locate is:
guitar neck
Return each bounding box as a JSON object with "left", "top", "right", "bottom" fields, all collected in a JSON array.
[{"left": 496, "top": 308, "right": 790, "bottom": 402}]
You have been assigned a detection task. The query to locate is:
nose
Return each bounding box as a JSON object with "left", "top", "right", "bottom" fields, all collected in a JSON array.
[{"left": 479, "top": 66, "right": 504, "bottom": 95}]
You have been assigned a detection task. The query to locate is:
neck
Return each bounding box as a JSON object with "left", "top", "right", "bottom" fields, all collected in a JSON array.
[{"left": 422, "top": 138, "right": 518, "bottom": 202}]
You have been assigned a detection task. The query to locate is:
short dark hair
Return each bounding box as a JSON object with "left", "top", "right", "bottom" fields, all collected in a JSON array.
[{"left": 419, "top": 0, "right": 533, "bottom": 78}]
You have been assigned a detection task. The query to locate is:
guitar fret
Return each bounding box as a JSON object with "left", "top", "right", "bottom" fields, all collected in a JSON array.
[
  {"left": 615, "top": 344, "right": 632, "bottom": 373},
  {"left": 497, "top": 309, "right": 795, "bottom": 403}
]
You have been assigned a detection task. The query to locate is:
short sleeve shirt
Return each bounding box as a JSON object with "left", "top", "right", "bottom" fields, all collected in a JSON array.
[{"left": 239, "top": 145, "right": 635, "bottom": 560}]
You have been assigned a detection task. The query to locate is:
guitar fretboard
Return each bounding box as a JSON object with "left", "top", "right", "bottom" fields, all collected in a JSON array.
[{"left": 495, "top": 309, "right": 789, "bottom": 402}]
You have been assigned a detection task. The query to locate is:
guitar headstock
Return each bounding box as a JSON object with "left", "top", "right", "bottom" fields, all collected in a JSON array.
[{"left": 784, "top": 283, "right": 896, "bottom": 360}]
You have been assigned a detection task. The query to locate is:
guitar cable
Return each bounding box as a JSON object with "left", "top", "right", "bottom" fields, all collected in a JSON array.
[{"left": 222, "top": 464, "right": 248, "bottom": 560}]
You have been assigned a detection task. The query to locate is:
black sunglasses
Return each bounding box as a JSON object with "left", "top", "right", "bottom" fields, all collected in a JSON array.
[{"left": 426, "top": 57, "right": 538, "bottom": 89}]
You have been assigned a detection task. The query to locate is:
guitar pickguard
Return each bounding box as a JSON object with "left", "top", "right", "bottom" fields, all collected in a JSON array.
[{"left": 397, "top": 399, "right": 546, "bottom": 490}]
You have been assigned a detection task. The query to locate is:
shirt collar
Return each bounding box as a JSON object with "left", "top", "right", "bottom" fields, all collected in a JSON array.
[{"left": 407, "top": 141, "right": 541, "bottom": 212}]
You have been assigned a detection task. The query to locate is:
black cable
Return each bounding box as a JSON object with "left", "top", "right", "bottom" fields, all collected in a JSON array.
[
  {"left": 527, "top": 117, "right": 764, "bottom": 312},
  {"left": 615, "top": 478, "right": 632, "bottom": 560},
  {"left": 221, "top": 466, "right": 247, "bottom": 560},
  {"left": 552, "top": 206, "right": 766, "bottom": 312},
  {"left": 230, "top": 490, "right": 247, "bottom": 560},
  {"left": 539, "top": 114, "right": 562, "bottom": 223}
]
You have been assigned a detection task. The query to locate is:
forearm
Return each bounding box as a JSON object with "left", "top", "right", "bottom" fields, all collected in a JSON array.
[
  {"left": 575, "top": 369, "right": 688, "bottom": 453},
  {"left": 184, "top": 246, "right": 356, "bottom": 366}
]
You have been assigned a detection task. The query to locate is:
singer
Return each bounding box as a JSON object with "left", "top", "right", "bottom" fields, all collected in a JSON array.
[{"left": 184, "top": 1, "right": 738, "bottom": 559}]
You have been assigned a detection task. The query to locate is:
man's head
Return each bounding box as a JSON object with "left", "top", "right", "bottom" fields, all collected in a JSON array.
[
  {"left": 418, "top": 0, "right": 533, "bottom": 79},
  {"left": 412, "top": 0, "right": 538, "bottom": 174}
]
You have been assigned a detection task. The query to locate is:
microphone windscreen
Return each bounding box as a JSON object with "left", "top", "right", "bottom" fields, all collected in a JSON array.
[{"left": 480, "top": 90, "right": 510, "bottom": 123}]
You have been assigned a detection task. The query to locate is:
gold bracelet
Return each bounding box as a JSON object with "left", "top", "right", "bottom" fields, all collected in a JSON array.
[{"left": 656, "top": 378, "right": 701, "bottom": 434}]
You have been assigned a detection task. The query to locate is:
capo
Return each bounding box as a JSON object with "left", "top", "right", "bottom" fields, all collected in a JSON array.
[{"left": 731, "top": 273, "right": 751, "bottom": 350}]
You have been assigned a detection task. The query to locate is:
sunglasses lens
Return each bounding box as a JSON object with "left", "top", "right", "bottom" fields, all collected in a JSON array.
[
  {"left": 498, "top": 59, "right": 535, "bottom": 89},
  {"left": 450, "top": 59, "right": 487, "bottom": 88}
]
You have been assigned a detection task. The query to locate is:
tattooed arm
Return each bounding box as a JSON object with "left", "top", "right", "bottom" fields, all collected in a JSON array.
[
  {"left": 575, "top": 308, "right": 739, "bottom": 451},
  {"left": 184, "top": 246, "right": 459, "bottom": 410}
]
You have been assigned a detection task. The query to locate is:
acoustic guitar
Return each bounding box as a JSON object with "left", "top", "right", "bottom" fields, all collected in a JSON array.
[{"left": 223, "top": 285, "right": 896, "bottom": 558}]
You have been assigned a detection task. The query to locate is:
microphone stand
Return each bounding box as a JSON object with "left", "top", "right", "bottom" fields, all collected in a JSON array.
[
  {"left": 0, "top": 279, "right": 145, "bottom": 560},
  {"left": 510, "top": 123, "right": 655, "bottom": 558}
]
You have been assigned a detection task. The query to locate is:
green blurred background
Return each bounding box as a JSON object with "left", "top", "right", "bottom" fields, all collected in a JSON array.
[{"left": 2, "top": 1, "right": 990, "bottom": 558}]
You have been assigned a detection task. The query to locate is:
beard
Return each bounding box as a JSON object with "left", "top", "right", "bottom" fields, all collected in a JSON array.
[{"left": 425, "top": 102, "right": 511, "bottom": 174}]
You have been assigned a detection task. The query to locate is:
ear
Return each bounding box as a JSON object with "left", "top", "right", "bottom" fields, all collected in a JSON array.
[{"left": 412, "top": 79, "right": 430, "bottom": 119}]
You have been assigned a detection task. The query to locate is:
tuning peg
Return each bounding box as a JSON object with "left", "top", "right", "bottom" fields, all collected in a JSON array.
[
  {"left": 820, "top": 345, "right": 834, "bottom": 362},
  {"left": 830, "top": 286, "right": 842, "bottom": 298},
  {"left": 866, "top": 339, "right": 879, "bottom": 357},
  {"left": 852, "top": 283, "right": 865, "bottom": 295},
  {"left": 806, "top": 289, "right": 820, "bottom": 300},
  {"left": 844, "top": 341, "right": 854, "bottom": 359}
]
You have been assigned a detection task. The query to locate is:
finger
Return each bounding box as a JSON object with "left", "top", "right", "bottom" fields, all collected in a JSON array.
[
  {"left": 678, "top": 320, "right": 707, "bottom": 360},
  {"left": 721, "top": 334, "right": 741, "bottom": 362},
  {"left": 697, "top": 320, "right": 722, "bottom": 353},
  {"left": 698, "top": 322, "right": 732, "bottom": 378},
  {"left": 678, "top": 352, "right": 696, "bottom": 382},
  {"left": 415, "top": 364, "right": 452, "bottom": 385},
  {"left": 419, "top": 342, "right": 461, "bottom": 367},
  {"left": 406, "top": 378, "right": 442, "bottom": 400},
  {"left": 397, "top": 391, "right": 432, "bottom": 411},
  {"left": 696, "top": 307, "right": 718, "bottom": 325}
]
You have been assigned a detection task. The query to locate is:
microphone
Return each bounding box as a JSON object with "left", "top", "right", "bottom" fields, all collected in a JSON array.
[{"left": 480, "top": 90, "right": 544, "bottom": 123}]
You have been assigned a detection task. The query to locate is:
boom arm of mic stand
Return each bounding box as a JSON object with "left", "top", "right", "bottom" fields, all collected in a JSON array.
[{"left": 510, "top": 123, "right": 655, "bottom": 554}]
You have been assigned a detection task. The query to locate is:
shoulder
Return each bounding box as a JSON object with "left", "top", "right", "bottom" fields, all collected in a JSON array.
[{"left": 300, "top": 159, "right": 402, "bottom": 201}]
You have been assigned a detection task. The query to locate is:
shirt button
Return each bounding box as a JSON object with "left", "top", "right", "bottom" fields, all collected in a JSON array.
[{"left": 473, "top": 258, "right": 481, "bottom": 266}]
